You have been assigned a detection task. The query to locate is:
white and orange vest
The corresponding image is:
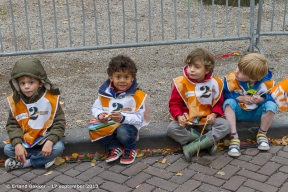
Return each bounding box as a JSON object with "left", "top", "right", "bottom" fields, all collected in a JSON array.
[
  {"left": 271, "top": 78, "right": 288, "bottom": 112},
  {"left": 89, "top": 89, "right": 151, "bottom": 142},
  {"left": 7, "top": 90, "right": 59, "bottom": 146},
  {"left": 173, "top": 75, "right": 223, "bottom": 124},
  {"left": 225, "top": 71, "right": 274, "bottom": 110}
]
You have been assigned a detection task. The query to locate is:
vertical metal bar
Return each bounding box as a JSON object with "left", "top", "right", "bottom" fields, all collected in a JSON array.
[
  {"left": 255, "top": 0, "right": 263, "bottom": 46},
  {"left": 282, "top": 0, "right": 287, "bottom": 31},
  {"left": 212, "top": 0, "right": 215, "bottom": 37},
  {"left": 225, "top": 0, "right": 228, "bottom": 36},
  {"left": 134, "top": 0, "right": 138, "bottom": 42},
  {"left": 37, "top": 0, "right": 45, "bottom": 49},
  {"left": 237, "top": 0, "right": 241, "bottom": 36},
  {"left": 9, "top": 0, "right": 18, "bottom": 51},
  {"left": 122, "top": 0, "right": 125, "bottom": 43},
  {"left": 81, "top": 0, "right": 85, "bottom": 46},
  {"left": 200, "top": 0, "right": 203, "bottom": 38},
  {"left": 66, "top": 0, "right": 72, "bottom": 47},
  {"left": 270, "top": 0, "right": 276, "bottom": 31},
  {"left": 107, "top": 0, "right": 112, "bottom": 44},
  {"left": 248, "top": 0, "right": 255, "bottom": 53},
  {"left": 161, "top": 0, "right": 164, "bottom": 41},
  {"left": 23, "top": 0, "right": 31, "bottom": 50},
  {"left": 148, "top": 0, "right": 151, "bottom": 41},
  {"left": 93, "top": 0, "right": 99, "bottom": 45},
  {"left": 187, "top": 0, "right": 191, "bottom": 39},
  {"left": 173, "top": 0, "right": 177, "bottom": 40},
  {"left": 0, "top": 28, "right": 3, "bottom": 52},
  {"left": 52, "top": 0, "right": 58, "bottom": 48}
]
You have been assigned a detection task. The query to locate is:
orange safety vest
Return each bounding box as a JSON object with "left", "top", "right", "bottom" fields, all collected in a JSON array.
[
  {"left": 6, "top": 90, "right": 59, "bottom": 146},
  {"left": 225, "top": 71, "right": 274, "bottom": 110},
  {"left": 89, "top": 89, "right": 150, "bottom": 142},
  {"left": 173, "top": 75, "right": 223, "bottom": 124},
  {"left": 271, "top": 78, "right": 288, "bottom": 112}
]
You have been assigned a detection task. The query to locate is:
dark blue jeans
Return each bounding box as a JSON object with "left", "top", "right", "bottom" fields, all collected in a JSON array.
[{"left": 99, "top": 124, "right": 138, "bottom": 151}]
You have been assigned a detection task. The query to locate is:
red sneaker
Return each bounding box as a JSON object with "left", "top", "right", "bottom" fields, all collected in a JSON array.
[
  {"left": 120, "top": 150, "right": 137, "bottom": 164},
  {"left": 106, "top": 147, "right": 123, "bottom": 163}
]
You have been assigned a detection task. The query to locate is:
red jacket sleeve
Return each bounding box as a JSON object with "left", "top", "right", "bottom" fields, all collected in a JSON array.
[
  {"left": 169, "top": 86, "right": 189, "bottom": 119},
  {"left": 211, "top": 93, "right": 225, "bottom": 117}
]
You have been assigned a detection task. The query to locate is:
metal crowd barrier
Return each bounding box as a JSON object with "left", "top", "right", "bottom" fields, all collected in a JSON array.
[{"left": 0, "top": 0, "right": 287, "bottom": 57}]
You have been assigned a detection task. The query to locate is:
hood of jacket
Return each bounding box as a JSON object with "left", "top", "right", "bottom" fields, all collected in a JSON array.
[{"left": 9, "top": 58, "right": 60, "bottom": 103}]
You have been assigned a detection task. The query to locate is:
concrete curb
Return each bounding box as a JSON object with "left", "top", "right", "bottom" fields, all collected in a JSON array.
[{"left": 0, "top": 117, "right": 287, "bottom": 159}]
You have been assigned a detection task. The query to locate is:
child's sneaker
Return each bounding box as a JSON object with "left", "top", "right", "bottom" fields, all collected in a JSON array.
[
  {"left": 257, "top": 133, "right": 270, "bottom": 150},
  {"left": 45, "top": 158, "right": 56, "bottom": 169},
  {"left": 228, "top": 139, "right": 241, "bottom": 157},
  {"left": 120, "top": 150, "right": 137, "bottom": 164},
  {"left": 5, "top": 158, "right": 24, "bottom": 171},
  {"left": 106, "top": 147, "right": 123, "bottom": 163}
]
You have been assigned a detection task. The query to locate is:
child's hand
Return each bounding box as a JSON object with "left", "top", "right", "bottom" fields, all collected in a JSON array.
[
  {"left": 42, "top": 140, "right": 53, "bottom": 156},
  {"left": 206, "top": 113, "right": 217, "bottom": 124},
  {"left": 238, "top": 95, "right": 253, "bottom": 104},
  {"left": 15, "top": 143, "right": 27, "bottom": 163},
  {"left": 98, "top": 113, "right": 109, "bottom": 124},
  {"left": 250, "top": 94, "right": 264, "bottom": 104},
  {"left": 110, "top": 112, "right": 122, "bottom": 123},
  {"left": 177, "top": 115, "right": 187, "bottom": 128}
]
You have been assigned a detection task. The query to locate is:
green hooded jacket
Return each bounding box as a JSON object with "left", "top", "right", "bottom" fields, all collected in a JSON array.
[{"left": 6, "top": 58, "right": 66, "bottom": 147}]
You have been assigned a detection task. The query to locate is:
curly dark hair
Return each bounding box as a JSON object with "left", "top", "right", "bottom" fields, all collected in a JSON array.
[{"left": 107, "top": 55, "right": 137, "bottom": 78}]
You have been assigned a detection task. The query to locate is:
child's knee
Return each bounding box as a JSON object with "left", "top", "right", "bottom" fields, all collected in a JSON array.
[{"left": 223, "top": 99, "right": 237, "bottom": 111}]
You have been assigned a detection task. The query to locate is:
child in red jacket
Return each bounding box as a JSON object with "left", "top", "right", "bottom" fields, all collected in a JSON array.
[{"left": 167, "top": 48, "right": 230, "bottom": 162}]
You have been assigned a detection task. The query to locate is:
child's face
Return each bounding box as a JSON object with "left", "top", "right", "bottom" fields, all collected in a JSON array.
[
  {"left": 235, "top": 67, "right": 255, "bottom": 83},
  {"left": 109, "top": 69, "right": 134, "bottom": 92},
  {"left": 186, "top": 60, "right": 210, "bottom": 82},
  {"left": 18, "top": 76, "right": 43, "bottom": 98}
]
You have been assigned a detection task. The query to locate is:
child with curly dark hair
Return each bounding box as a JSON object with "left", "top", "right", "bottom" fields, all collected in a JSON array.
[{"left": 90, "top": 55, "right": 151, "bottom": 164}]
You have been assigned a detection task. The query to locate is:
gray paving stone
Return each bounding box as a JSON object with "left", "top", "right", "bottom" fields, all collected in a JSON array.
[
  {"left": 53, "top": 163, "right": 78, "bottom": 173},
  {"left": 125, "top": 172, "right": 152, "bottom": 188},
  {"left": 209, "top": 155, "right": 233, "bottom": 169},
  {"left": 121, "top": 162, "right": 149, "bottom": 176},
  {"left": 0, "top": 184, "right": 10, "bottom": 192},
  {"left": 108, "top": 164, "right": 126, "bottom": 173},
  {"left": 166, "top": 158, "right": 189, "bottom": 173},
  {"left": 9, "top": 167, "right": 33, "bottom": 176},
  {"left": 279, "top": 165, "right": 288, "bottom": 173},
  {"left": 143, "top": 166, "right": 174, "bottom": 179},
  {"left": 201, "top": 151, "right": 225, "bottom": 161},
  {"left": 242, "top": 148, "right": 260, "bottom": 156},
  {"left": 257, "top": 162, "right": 281, "bottom": 176},
  {"left": 188, "top": 163, "right": 218, "bottom": 176},
  {"left": 100, "top": 181, "right": 132, "bottom": 192},
  {"left": 193, "top": 173, "right": 225, "bottom": 187},
  {"left": 270, "top": 156, "right": 288, "bottom": 165},
  {"left": 214, "top": 164, "right": 240, "bottom": 180},
  {"left": 86, "top": 176, "right": 105, "bottom": 186},
  {"left": 153, "top": 188, "right": 169, "bottom": 192},
  {"left": 165, "top": 154, "right": 184, "bottom": 164},
  {"left": 98, "top": 170, "right": 129, "bottom": 184},
  {"left": 278, "top": 182, "right": 288, "bottom": 192},
  {"left": 230, "top": 159, "right": 260, "bottom": 171},
  {"left": 268, "top": 146, "right": 283, "bottom": 154},
  {"left": 64, "top": 169, "right": 81, "bottom": 177},
  {"left": 174, "top": 179, "right": 201, "bottom": 192},
  {"left": 0, "top": 172, "right": 16, "bottom": 184},
  {"left": 243, "top": 179, "right": 278, "bottom": 192},
  {"left": 221, "top": 175, "right": 246, "bottom": 191},
  {"left": 74, "top": 162, "right": 93, "bottom": 172},
  {"left": 52, "top": 174, "right": 84, "bottom": 185},
  {"left": 236, "top": 186, "right": 255, "bottom": 192},
  {"left": 20, "top": 172, "right": 38, "bottom": 182},
  {"left": 266, "top": 172, "right": 288, "bottom": 187},
  {"left": 152, "top": 161, "right": 169, "bottom": 169},
  {"left": 237, "top": 154, "right": 253, "bottom": 162},
  {"left": 31, "top": 169, "right": 50, "bottom": 176},
  {"left": 283, "top": 146, "right": 288, "bottom": 152},
  {"left": 250, "top": 152, "right": 272, "bottom": 166},
  {"left": 146, "top": 176, "right": 179, "bottom": 191},
  {"left": 141, "top": 156, "right": 164, "bottom": 165},
  {"left": 169, "top": 169, "right": 196, "bottom": 185},
  {"left": 7, "top": 178, "right": 31, "bottom": 192},
  {"left": 133, "top": 183, "right": 155, "bottom": 192},
  {"left": 75, "top": 166, "right": 105, "bottom": 181},
  {"left": 278, "top": 150, "right": 288, "bottom": 158},
  {"left": 237, "top": 169, "right": 268, "bottom": 182},
  {"left": 30, "top": 170, "right": 62, "bottom": 185},
  {"left": 197, "top": 183, "right": 230, "bottom": 192}
]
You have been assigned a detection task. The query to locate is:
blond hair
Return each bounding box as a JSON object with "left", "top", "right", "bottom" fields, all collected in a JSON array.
[
  {"left": 238, "top": 53, "right": 268, "bottom": 81},
  {"left": 185, "top": 48, "right": 215, "bottom": 73}
]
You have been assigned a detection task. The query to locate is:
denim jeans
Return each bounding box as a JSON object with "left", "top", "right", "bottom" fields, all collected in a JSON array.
[
  {"left": 99, "top": 124, "right": 138, "bottom": 151},
  {"left": 4, "top": 140, "right": 65, "bottom": 168}
]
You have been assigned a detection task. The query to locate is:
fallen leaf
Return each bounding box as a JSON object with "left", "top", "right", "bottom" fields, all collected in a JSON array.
[
  {"left": 158, "top": 82, "right": 165, "bottom": 85},
  {"left": 51, "top": 66, "right": 56, "bottom": 69},
  {"left": 54, "top": 156, "right": 65, "bottom": 165},
  {"left": 83, "top": 154, "right": 91, "bottom": 160},
  {"left": 44, "top": 170, "right": 53, "bottom": 175},
  {"left": 240, "top": 24, "right": 246, "bottom": 28},
  {"left": 93, "top": 152, "right": 102, "bottom": 160},
  {"left": 176, "top": 172, "right": 183, "bottom": 176},
  {"left": 65, "top": 156, "right": 70, "bottom": 161},
  {"left": 72, "top": 152, "right": 79, "bottom": 159},
  {"left": 160, "top": 158, "right": 167, "bottom": 164},
  {"left": 91, "top": 163, "right": 95, "bottom": 167},
  {"left": 282, "top": 136, "right": 287, "bottom": 146},
  {"left": 169, "top": 51, "right": 174, "bottom": 55},
  {"left": 136, "top": 184, "right": 141, "bottom": 188},
  {"left": 76, "top": 120, "right": 83, "bottom": 123},
  {"left": 217, "top": 171, "right": 226, "bottom": 176}
]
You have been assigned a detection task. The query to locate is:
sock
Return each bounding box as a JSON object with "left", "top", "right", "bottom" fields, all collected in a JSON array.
[
  {"left": 230, "top": 132, "right": 239, "bottom": 139},
  {"left": 258, "top": 128, "right": 267, "bottom": 135},
  {"left": 23, "top": 159, "right": 32, "bottom": 168}
]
